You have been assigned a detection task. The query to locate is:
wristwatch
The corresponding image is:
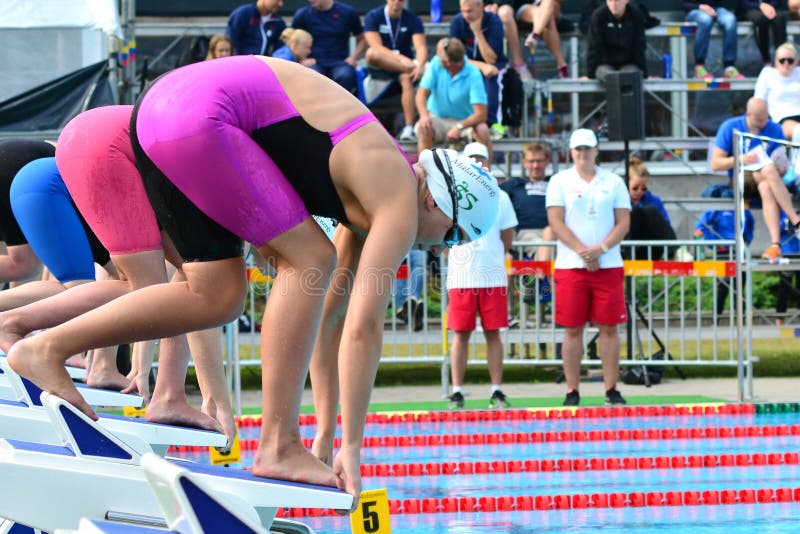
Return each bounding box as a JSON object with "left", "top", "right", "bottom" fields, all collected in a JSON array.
[
  {"left": 600, "top": 243, "right": 609, "bottom": 253},
  {"left": 456, "top": 122, "right": 464, "bottom": 131}
]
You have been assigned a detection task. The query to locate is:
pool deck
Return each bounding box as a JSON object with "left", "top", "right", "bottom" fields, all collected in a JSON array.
[{"left": 205, "top": 377, "right": 800, "bottom": 412}]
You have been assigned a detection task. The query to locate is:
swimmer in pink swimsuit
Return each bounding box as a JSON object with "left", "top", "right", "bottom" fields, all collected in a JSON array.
[{"left": 7, "top": 56, "right": 500, "bottom": 507}]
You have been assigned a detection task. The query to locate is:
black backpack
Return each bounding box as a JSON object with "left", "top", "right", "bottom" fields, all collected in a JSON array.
[
  {"left": 176, "top": 35, "right": 211, "bottom": 67},
  {"left": 501, "top": 67, "right": 524, "bottom": 128}
]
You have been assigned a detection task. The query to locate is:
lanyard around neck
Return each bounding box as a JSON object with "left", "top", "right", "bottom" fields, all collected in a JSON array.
[{"left": 384, "top": 7, "right": 401, "bottom": 50}]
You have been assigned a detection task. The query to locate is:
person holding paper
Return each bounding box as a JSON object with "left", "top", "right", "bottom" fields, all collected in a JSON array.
[{"left": 710, "top": 97, "right": 800, "bottom": 262}]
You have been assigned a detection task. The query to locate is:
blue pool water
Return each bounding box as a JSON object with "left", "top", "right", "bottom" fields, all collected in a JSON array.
[{"left": 173, "top": 409, "right": 800, "bottom": 533}]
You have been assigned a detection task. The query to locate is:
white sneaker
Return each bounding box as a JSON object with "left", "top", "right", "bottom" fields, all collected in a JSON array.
[
  {"left": 398, "top": 125, "right": 416, "bottom": 141},
  {"left": 515, "top": 63, "right": 533, "bottom": 84}
]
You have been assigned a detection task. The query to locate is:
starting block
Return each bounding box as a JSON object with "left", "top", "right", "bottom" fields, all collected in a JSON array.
[
  {"left": 0, "top": 393, "right": 353, "bottom": 532},
  {"left": 0, "top": 361, "right": 225, "bottom": 454},
  {"left": 56, "top": 453, "right": 270, "bottom": 533},
  {"left": 0, "top": 359, "right": 143, "bottom": 408}
]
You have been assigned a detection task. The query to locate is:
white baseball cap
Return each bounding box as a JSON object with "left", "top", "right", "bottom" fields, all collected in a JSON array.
[
  {"left": 418, "top": 148, "right": 499, "bottom": 242},
  {"left": 569, "top": 128, "right": 598, "bottom": 149},
  {"left": 463, "top": 142, "right": 489, "bottom": 160}
]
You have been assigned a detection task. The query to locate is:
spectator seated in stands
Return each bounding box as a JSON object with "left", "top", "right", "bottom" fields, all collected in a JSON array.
[
  {"left": 483, "top": 1, "right": 534, "bottom": 82},
  {"left": 500, "top": 141, "right": 553, "bottom": 303},
  {"left": 272, "top": 28, "right": 316, "bottom": 66},
  {"left": 737, "top": 0, "right": 788, "bottom": 66},
  {"left": 414, "top": 38, "right": 492, "bottom": 158},
  {"left": 363, "top": 0, "right": 427, "bottom": 141},
  {"left": 694, "top": 207, "right": 755, "bottom": 313},
  {"left": 518, "top": 0, "right": 569, "bottom": 78},
  {"left": 754, "top": 42, "right": 800, "bottom": 144},
  {"left": 625, "top": 156, "right": 678, "bottom": 260},
  {"left": 500, "top": 142, "right": 552, "bottom": 260},
  {"left": 776, "top": 211, "right": 800, "bottom": 324},
  {"left": 292, "top": 0, "right": 365, "bottom": 93},
  {"left": 791, "top": 0, "right": 800, "bottom": 19},
  {"left": 226, "top": 0, "right": 286, "bottom": 56},
  {"left": 450, "top": 0, "right": 513, "bottom": 139},
  {"left": 205, "top": 34, "right": 233, "bottom": 60},
  {"left": 710, "top": 97, "right": 800, "bottom": 261},
  {"left": 682, "top": 0, "right": 744, "bottom": 79},
  {"left": 586, "top": 0, "right": 648, "bottom": 83},
  {"left": 579, "top": 0, "right": 660, "bottom": 34}
]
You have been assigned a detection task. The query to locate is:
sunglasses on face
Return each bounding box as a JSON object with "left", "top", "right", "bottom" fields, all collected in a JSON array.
[
  {"left": 432, "top": 150, "right": 466, "bottom": 248},
  {"left": 573, "top": 146, "right": 593, "bottom": 151},
  {"left": 778, "top": 57, "right": 796, "bottom": 65}
]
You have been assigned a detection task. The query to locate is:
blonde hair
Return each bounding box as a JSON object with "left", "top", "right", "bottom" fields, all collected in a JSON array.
[
  {"left": 628, "top": 155, "right": 650, "bottom": 179},
  {"left": 280, "top": 28, "right": 313, "bottom": 47},
  {"left": 775, "top": 42, "right": 799, "bottom": 62},
  {"left": 205, "top": 34, "right": 233, "bottom": 60}
]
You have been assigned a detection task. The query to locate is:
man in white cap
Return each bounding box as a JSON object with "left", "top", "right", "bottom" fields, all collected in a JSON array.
[
  {"left": 445, "top": 142, "right": 515, "bottom": 409},
  {"left": 463, "top": 141, "right": 490, "bottom": 169},
  {"left": 545, "top": 128, "right": 630, "bottom": 406}
]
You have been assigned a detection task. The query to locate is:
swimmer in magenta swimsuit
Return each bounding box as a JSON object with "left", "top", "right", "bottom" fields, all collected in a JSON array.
[
  {"left": 6, "top": 56, "right": 500, "bottom": 505},
  {"left": 0, "top": 107, "right": 235, "bottom": 445}
]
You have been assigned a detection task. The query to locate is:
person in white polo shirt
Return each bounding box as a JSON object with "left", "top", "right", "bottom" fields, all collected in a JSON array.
[
  {"left": 446, "top": 142, "right": 517, "bottom": 409},
  {"left": 545, "top": 128, "right": 630, "bottom": 407}
]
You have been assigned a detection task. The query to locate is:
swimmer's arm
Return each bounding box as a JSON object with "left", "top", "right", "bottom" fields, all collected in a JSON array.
[
  {"left": 310, "top": 226, "right": 364, "bottom": 444},
  {"left": 337, "top": 221, "right": 412, "bottom": 451}
]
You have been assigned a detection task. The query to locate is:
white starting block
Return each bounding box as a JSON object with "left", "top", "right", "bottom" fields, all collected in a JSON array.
[
  {"left": 55, "top": 453, "right": 272, "bottom": 533},
  {"left": 0, "top": 359, "right": 143, "bottom": 408},
  {"left": 0, "top": 393, "right": 353, "bottom": 533},
  {"left": 65, "top": 365, "right": 87, "bottom": 381},
  {"left": 0, "top": 359, "right": 225, "bottom": 454}
]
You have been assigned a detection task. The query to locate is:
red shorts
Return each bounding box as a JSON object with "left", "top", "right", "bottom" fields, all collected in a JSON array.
[
  {"left": 554, "top": 268, "right": 626, "bottom": 327},
  {"left": 447, "top": 287, "right": 508, "bottom": 331}
]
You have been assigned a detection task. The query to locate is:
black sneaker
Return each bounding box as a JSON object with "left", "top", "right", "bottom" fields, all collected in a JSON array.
[
  {"left": 605, "top": 388, "right": 627, "bottom": 405},
  {"left": 448, "top": 391, "right": 464, "bottom": 409},
  {"left": 563, "top": 389, "right": 580, "bottom": 406},
  {"left": 489, "top": 390, "right": 511, "bottom": 409},
  {"left": 412, "top": 299, "right": 424, "bottom": 332}
]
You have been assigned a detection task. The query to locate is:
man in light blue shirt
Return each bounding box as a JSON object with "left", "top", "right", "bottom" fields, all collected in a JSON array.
[{"left": 414, "top": 37, "right": 492, "bottom": 158}]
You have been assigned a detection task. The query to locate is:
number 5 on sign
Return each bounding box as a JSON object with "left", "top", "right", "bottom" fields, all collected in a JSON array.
[{"left": 350, "top": 488, "right": 391, "bottom": 534}]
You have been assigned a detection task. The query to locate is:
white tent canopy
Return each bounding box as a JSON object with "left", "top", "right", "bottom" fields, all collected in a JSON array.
[
  {"left": 0, "top": 0, "right": 121, "bottom": 35},
  {"left": 0, "top": 0, "right": 121, "bottom": 101}
]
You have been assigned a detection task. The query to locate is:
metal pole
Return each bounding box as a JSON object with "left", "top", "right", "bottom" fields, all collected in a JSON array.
[
  {"left": 733, "top": 131, "right": 745, "bottom": 402},
  {"left": 119, "top": 0, "right": 137, "bottom": 104}
]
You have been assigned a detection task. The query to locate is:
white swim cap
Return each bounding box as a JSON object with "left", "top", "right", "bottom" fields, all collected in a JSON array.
[{"left": 418, "top": 148, "right": 499, "bottom": 242}]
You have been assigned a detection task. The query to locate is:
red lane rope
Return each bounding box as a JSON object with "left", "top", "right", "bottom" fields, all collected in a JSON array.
[
  {"left": 276, "top": 486, "right": 800, "bottom": 517},
  {"left": 357, "top": 451, "right": 800, "bottom": 477},
  {"left": 170, "top": 422, "right": 799, "bottom": 454},
  {"left": 234, "top": 403, "right": 756, "bottom": 429}
]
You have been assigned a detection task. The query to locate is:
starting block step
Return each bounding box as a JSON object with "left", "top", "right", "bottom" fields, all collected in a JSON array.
[
  {"left": 0, "top": 393, "right": 352, "bottom": 532},
  {"left": 0, "top": 359, "right": 143, "bottom": 408}
]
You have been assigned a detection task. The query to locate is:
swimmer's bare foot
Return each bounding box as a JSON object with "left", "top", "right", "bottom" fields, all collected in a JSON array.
[
  {"left": 7, "top": 337, "right": 98, "bottom": 420},
  {"left": 201, "top": 397, "right": 237, "bottom": 453},
  {"left": 146, "top": 395, "right": 223, "bottom": 433},
  {"left": 252, "top": 441, "right": 338, "bottom": 488},
  {"left": 0, "top": 312, "right": 27, "bottom": 353},
  {"left": 311, "top": 435, "right": 334, "bottom": 467},
  {"left": 65, "top": 353, "right": 86, "bottom": 369},
  {"left": 85, "top": 368, "right": 130, "bottom": 391}
]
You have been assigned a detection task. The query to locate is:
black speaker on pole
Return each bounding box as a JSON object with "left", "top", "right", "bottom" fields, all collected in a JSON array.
[{"left": 605, "top": 70, "right": 644, "bottom": 141}]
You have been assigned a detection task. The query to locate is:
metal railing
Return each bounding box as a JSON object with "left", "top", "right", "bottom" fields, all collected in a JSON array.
[{"left": 236, "top": 238, "right": 753, "bottom": 407}]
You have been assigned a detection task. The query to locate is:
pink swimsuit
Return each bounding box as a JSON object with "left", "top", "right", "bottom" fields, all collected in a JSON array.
[{"left": 56, "top": 105, "right": 162, "bottom": 255}]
